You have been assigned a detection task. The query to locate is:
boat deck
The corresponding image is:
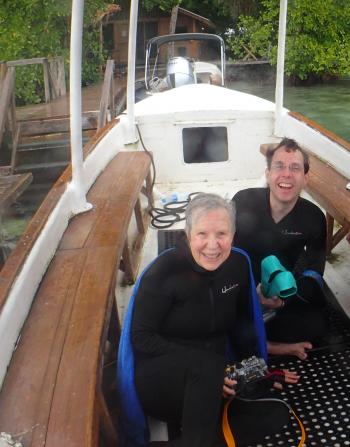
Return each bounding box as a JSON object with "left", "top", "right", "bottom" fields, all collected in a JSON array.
[{"left": 267, "top": 340, "right": 350, "bottom": 446}]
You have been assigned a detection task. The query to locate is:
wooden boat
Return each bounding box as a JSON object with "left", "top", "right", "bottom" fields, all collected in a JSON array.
[{"left": 0, "top": 0, "right": 349, "bottom": 446}]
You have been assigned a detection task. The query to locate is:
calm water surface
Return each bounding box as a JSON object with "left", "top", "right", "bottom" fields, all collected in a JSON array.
[{"left": 230, "top": 78, "right": 350, "bottom": 143}]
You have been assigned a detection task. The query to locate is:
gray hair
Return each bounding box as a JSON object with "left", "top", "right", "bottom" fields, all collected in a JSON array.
[{"left": 185, "top": 193, "right": 236, "bottom": 236}]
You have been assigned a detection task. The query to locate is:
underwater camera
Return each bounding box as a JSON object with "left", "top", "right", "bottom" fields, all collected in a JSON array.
[{"left": 225, "top": 356, "right": 285, "bottom": 397}]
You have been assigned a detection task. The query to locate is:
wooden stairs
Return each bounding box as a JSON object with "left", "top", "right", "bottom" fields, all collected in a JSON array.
[{"left": 12, "top": 112, "right": 98, "bottom": 187}]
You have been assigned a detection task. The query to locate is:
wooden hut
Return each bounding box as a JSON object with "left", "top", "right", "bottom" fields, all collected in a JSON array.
[{"left": 102, "top": 6, "right": 215, "bottom": 68}]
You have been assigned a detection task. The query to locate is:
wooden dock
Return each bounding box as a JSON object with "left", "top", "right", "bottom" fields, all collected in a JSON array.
[
  {"left": 0, "top": 59, "right": 125, "bottom": 186},
  {"left": 0, "top": 59, "right": 126, "bottom": 265},
  {"left": 0, "top": 170, "right": 33, "bottom": 212},
  {"left": 16, "top": 78, "right": 123, "bottom": 121}
]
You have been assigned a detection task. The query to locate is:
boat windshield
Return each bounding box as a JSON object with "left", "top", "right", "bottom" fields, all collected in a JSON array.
[{"left": 144, "top": 33, "right": 225, "bottom": 92}]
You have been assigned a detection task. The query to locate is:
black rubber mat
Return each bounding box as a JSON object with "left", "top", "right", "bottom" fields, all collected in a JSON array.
[
  {"left": 250, "top": 345, "right": 350, "bottom": 447},
  {"left": 157, "top": 229, "right": 350, "bottom": 446}
]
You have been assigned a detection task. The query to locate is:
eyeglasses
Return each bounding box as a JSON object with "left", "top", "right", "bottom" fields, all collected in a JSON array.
[{"left": 270, "top": 162, "right": 304, "bottom": 173}]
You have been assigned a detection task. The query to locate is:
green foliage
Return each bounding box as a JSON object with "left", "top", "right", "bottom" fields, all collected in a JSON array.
[
  {"left": 140, "top": 0, "right": 243, "bottom": 32},
  {"left": 0, "top": 0, "right": 69, "bottom": 103},
  {"left": 142, "top": 0, "right": 179, "bottom": 11},
  {"left": 180, "top": 0, "right": 238, "bottom": 33},
  {"left": 82, "top": 27, "right": 105, "bottom": 86},
  {"left": 226, "top": 15, "right": 272, "bottom": 60},
  {"left": 0, "top": 0, "right": 112, "bottom": 104},
  {"left": 226, "top": 0, "right": 350, "bottom": 82},
  {"left": 15, "top": 66, "right": 44, "bottom": 105},
  {"left": 3, "top": 0, "right": 350, "bottom": 98}
]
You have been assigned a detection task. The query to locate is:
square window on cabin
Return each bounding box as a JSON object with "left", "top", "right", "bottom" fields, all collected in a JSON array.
[{"left": 182, "top": 127, "right": 228, "bottom": 163}]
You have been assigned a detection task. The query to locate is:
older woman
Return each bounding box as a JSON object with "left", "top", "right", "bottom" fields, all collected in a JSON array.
[{"left": 122, "top": 193, "right": 298, "bottom": 447}]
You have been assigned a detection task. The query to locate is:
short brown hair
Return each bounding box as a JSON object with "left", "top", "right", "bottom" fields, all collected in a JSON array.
[{"left": 266, "top": 138, "right": 310, "bottom": 174}]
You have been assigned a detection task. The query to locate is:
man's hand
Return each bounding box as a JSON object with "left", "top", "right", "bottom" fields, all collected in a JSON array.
[
  {"left": 257, "top": 283, "right": 284, "bottom": 309},
  {"left": 268, "top": 341, "right": 312, "bottom": 360}
]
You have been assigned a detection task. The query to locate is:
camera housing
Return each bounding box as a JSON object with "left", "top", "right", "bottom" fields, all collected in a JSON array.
[{"left": 225, "top": 356, "right": 268, "bottom": 395}]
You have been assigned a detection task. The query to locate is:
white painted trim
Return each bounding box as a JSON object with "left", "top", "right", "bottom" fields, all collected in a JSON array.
[
  {"left": 281, "top": 112, "right": 350, "bottom": 177},
  {"left": 274, "top": 0, "right": 288, "bottom": 136},
  {"left": 70, "top": 0, "right": 92, "bottom": 214},
  {"left": 0, "top": 192, "right": 71, "bottom": 388},
  {"left": 125, "top": 0, "right": 139, "bottom": 144}
]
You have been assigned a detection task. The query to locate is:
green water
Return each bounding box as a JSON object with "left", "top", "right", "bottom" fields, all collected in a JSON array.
[{"left": 230, "top": 78, "right": 350, "bottom": 143}]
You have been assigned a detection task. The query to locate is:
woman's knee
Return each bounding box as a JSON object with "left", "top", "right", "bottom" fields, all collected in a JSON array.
[{"left": 135, "top": 350, "right": 225, "bottom": 419}]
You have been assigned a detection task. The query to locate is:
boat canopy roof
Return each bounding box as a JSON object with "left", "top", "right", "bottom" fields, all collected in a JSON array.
[{"left": 146, "top": 33, "right": 225, "bottom": 48}]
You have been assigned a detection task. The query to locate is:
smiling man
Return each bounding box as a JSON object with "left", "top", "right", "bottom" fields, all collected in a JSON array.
[{"left": 232, "top": 138, "right": 328, "bottom": 360}]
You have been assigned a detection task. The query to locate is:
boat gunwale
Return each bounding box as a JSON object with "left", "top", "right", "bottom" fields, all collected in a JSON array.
[
  {"left": 289, "top": 110, "right": 350, "bottom": 153},
  {"left": 0, "top": 117, "right": 119, "bottom": 313}
]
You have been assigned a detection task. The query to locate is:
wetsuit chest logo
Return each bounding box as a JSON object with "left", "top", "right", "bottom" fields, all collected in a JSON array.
[
  {"left": 221, "top": 283, "right": 238, "bottom": 294},
  {"left": 281, "top": 229, "right": 303, "bottom": 236}
]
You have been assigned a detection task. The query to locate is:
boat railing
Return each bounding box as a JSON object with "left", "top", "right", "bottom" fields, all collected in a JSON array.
[{"left": 6, "top": 57, "right": 66, "bottom": 103}]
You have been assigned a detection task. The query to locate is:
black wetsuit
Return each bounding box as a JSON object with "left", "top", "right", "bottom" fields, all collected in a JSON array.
[
  {"left": 233, "top": 187, "right": 328, "bottom": 343},
  {"left": 131, "top": 239, "right": 289, "bottom": 447}
]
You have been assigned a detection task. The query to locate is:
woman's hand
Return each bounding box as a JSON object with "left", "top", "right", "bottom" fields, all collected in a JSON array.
[
  {"left": 223, "top": 376, "right": 237, "bottom": 398},
  {"left": 257, "top": 283, "right": 284, "bottom": 309},
  {"left": 273, "top": 369, "right": 300, "bottom": 390}
]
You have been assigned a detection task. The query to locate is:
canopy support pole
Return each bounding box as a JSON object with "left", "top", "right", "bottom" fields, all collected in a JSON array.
[
  {"left": 69, "top": 0, "right": 92, "bottom": 214},
  {"left": 125, "top": 0, "right": 139, "bottom": 144},
  {"left": 274, "top": 0, "right": 288, "bottom": 137}
]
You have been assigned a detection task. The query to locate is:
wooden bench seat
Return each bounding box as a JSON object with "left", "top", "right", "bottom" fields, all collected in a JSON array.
[
  {"left": 260, "top": 143, "right": 350, "bottom": 256},
  {"left": 0, "top": 151, "right": 153, "bottom": 446}
]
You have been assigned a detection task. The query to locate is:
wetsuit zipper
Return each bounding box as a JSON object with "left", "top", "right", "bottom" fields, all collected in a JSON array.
[{"left": 209, "top": 283, "right": 215, "bottom": 332}]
